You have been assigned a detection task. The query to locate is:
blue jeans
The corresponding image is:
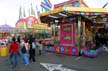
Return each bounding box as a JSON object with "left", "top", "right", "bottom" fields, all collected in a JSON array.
[
  {"left": 22, "top": 53, "right": 29, "bottom": 65},
  {"left": 9, "top": 52, "right": 18, "bottom": 67}
]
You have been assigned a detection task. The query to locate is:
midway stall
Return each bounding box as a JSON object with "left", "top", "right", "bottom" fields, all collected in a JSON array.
[
  {"left": 0, "top": 24, "right": 15, "bottom": 56},
  {"left": 40, "top": 7, "right": 108, "bottom": 57},
  {"left": 16, "top": 16, "right": 52, "bottom": 45}
]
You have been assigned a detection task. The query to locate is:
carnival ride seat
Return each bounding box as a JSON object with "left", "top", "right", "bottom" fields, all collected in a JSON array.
[{"left": 81, "top": 42, "right": 102, "bottom": 58}]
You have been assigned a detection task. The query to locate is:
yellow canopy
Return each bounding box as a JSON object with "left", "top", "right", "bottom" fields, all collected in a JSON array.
[
  {"left": 65, "top": 7, "right": 108, "bottom": 12},
  {"left": 40, "top": 7, "right": 108, "bottom": 17}
]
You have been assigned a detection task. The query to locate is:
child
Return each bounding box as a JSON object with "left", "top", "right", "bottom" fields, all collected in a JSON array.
[{"left": 38, "top": 41, "right": 43, "bottom": 56}]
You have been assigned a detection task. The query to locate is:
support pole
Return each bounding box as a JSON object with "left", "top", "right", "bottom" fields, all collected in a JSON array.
[{"left": 78, "top": 16, "right": 81, "bottom": 55}]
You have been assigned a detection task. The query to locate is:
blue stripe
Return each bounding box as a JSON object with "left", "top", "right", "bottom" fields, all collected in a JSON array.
[
  {"left": 40, "top": 4, "right": 51, "bottom": 11},
  {"left": 43, "top": 0, "right": 52, "bottom": 8},
  {"left": 41, "top": 2, "right": 51, "bottom": 8},
  {"left": 41, "top": 3, "right": 51, "bottom": 10}
]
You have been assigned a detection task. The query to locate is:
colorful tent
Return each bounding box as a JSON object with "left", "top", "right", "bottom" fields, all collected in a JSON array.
[{"left": 0, "top": 24, "right": 15, "bottom": 30}]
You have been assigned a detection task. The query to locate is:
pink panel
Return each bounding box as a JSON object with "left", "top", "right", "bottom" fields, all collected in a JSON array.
[{"left": 60, "top": 23, "right": 75, "bottom": 46}]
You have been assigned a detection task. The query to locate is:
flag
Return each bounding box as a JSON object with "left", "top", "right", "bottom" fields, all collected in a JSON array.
[
  {"left": 19, "top": 6, "right": 22, "bottom": 19},
  {"left": 31, "top": 3, "right": 35, "bottom": 16},
  {"left": 43, "top": 0, "right": 52, "bottom": 8},
  {"left": 40, "top": 0, "right": 52, "bottom": 11},
  {"left": 40, "top": 2, "right": 51, "bottom": 11},
  {"left": 23, "top": 7, "right": 26, "bottom": 18},
  {"left": 36, "top": 5, "right": 40, "bottom": 17},
  {"left": 36, "top": 5, "right": 41, "bottom": 23},
  {"left": 28, "top": 7, "right": 30, "bottom": 16}
]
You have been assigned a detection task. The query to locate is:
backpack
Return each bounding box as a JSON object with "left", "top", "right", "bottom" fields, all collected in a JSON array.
[
  {"left": 32, "top": 42, "right": 36, "bottom": 49},
  {"left": 21, "top": 44, "right": 27, "bottom": 53}
]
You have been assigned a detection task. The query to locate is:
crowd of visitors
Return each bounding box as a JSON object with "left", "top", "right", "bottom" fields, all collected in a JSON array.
[{"left": 8, "top": 34, "right": 43, "bottom": 68}]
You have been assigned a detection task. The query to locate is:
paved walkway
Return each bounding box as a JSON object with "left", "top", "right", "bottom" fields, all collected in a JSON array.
[{"left": 0, "top": 50, "right": 108, "bottom": 71}]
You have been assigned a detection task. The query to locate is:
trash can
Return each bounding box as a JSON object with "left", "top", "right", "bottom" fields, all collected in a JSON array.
[{"left": 0, "top": 45, "right": 8, "bottom": 56}]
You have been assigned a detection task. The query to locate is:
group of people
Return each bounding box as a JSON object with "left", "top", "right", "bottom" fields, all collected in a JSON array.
[{"left": 9, "top": 35, "right": 43, "bottom": 68}]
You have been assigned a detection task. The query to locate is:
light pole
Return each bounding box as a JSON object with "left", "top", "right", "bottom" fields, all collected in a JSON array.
[{"left": 55, "top": 19, "right": 59, "bottom": 45}]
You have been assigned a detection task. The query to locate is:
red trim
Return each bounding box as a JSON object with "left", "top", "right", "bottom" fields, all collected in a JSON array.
[
  {"left": 54, "top": 0, "right": 73, "bottom": 8},
  {"left": 16, "top": 18, "right": 27, "bottom": 27},
  {"left": 54, "top": 0, "right": 88, "bottom": 8},
  {"left": 48, "top": 0, "right": 52, "bottom": 7}
]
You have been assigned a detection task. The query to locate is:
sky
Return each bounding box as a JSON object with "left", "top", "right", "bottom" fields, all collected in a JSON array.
[{"left": 0, "top": 0, "right": 108, "bottom": 27}]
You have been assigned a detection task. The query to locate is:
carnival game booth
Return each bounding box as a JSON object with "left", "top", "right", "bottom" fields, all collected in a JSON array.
[
  {"left": 0, "top": 24, "right": 15, "bottom": 56},
  {"left": 16, "top": 16, "right": 52, "bottom": 45},
  {"left": 40, "top": 7, "right": 108, "bottom": 57}
]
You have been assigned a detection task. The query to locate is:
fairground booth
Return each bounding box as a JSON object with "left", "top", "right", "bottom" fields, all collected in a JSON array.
[
  {"left": 0, "top": 24, "right": 15, "bottom": 57},
  {"left": 40, "top": 7, "right": 108, "bottom": 57},
  {"left": 16, "top": 16, "right": 52, "bottom": 44}
]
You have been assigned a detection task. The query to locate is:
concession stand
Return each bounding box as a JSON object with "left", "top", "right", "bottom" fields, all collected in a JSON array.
[{"left": 40, "top": 7, "right": 108, "bottom": 57}]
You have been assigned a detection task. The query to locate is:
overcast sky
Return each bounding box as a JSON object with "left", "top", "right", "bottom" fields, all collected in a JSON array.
[{"left": 0, "top": 0, "right": 108, "bottom": 27}]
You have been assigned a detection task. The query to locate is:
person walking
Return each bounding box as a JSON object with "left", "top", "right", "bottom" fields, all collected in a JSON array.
[
  {"left": 38, "top": 41, "right": 43, "bottom": 56},
  {"left": 9, "top": 37, "right": 19, "bottom": 68},
  {"left": 29, "top": 35, "right": 36, "bottom": 62},
  {"left": 17, "top": 35, "right": 21, "bottom": 56},
  {"left": 21, "top": 39, "right": 30, "bottom": 65}
]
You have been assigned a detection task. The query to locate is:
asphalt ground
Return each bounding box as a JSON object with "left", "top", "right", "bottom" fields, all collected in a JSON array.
[{"left": 0, "top": 49, "right": 108, "bottom": 71}]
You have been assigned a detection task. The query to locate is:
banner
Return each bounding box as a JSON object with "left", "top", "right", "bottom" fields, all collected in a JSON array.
[
  {"left": 40, "top": 2, "right": 51, "bottom": 11},
  {"left": 43, "top": 0, "right": 52, "bottom": 8},
  {"left": 40, "top": 0, "right": 52, "bottom": 11},
  {"left": 60, "top": 24, "right": 74, "bottom": 46}
]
